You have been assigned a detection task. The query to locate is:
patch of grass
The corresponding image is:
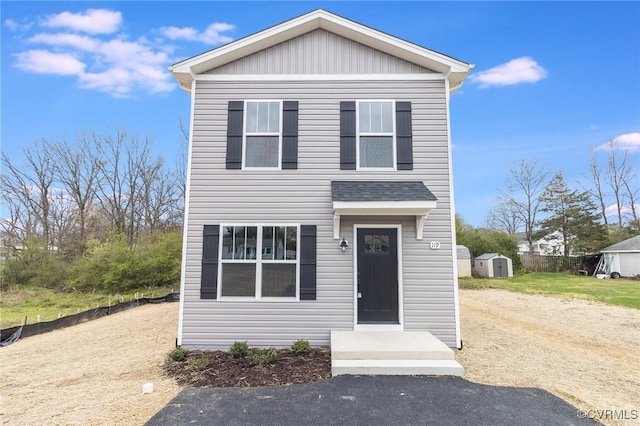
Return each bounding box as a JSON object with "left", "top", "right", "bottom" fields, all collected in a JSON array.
[
  {"left": 459, "top": 272, "right": 639, "bottom": 310},
  {"left": 187, "top": 353, "right": 211, "bottom": 372},
  {"left": 0, "top": 285, "right": 177, "bottom": 329}
]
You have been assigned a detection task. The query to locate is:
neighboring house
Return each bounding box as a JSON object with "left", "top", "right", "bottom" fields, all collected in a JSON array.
[
  {"left": 599, "top": 235, "right": 640, "bottom": 278},
  {"left": 516, "top": 230, "right": 566, "bottom": 255},
  {"left": 474, "top": 253, "right": 513, "bottom": 278},
  {"left": 170, "top": 9, "right": 473, "bottom": 351},
  {"left": 456, "top": 245, "right": 472, "bottom": 278}
]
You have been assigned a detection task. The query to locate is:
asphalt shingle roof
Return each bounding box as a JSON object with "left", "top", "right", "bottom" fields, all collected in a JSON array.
[
  {"left": 331, "top": 181, "right": 437, "bottom": 202},
  {"left": 601, "top": 235, "right": 640, "bottom": 252}
]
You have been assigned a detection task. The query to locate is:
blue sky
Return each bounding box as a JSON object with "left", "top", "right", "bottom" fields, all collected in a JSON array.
[{"left": 2, "top": 1, "right": 639, "bottom": 227}]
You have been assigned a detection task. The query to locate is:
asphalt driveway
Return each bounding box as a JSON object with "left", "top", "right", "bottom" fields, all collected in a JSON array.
[{"left": 146, "top": 376, "right": 598, "bottom": 426}]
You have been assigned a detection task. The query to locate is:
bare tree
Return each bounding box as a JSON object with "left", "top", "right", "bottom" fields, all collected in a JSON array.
[
  {"left": 1, "top": 140, "right": 57, "bottom": 249},
  {"left": 502, "top": 159, "right": 549, "bottom": 252},
  {"left": 584, "top": 149, "right": 608, "bottom": 226},
  {"left": 50, "top": 133, "right": 102, "bottom": 253},
  {"left": 605, "top": 148, "right": 632, "bottom": 226},
  {"left": 487, "top": 198, "right": 523, "bottom": 234},
  {"left": 621, "top": 168, "right": 639, "bottom": 222}
]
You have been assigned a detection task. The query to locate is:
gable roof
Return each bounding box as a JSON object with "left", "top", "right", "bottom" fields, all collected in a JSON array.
[
  {"left": 475, "top": 253, "right": 511, "bottom": 260},
  {"left": 601, "top": 235, "right": 640, "bottom": 252},
  {"left": 169, "top": 9, "right": 473, "bottom": 93}
]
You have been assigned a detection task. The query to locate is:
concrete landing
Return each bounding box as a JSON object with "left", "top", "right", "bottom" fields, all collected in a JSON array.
[{"left": 330, "top": 330, "right": 463, "bottom": 377}]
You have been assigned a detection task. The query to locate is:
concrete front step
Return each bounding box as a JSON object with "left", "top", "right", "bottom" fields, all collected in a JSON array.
[
  {"left": 332, "top": 359, "right": 464, "bottom": 376},
  {"left": 330, "top": 330, "right": 463, "bottom": 377}
]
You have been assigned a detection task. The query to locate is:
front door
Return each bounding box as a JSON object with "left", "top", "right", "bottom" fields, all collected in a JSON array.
[{"left": 357, "top": 228, "right": 399, "bottom": 323}]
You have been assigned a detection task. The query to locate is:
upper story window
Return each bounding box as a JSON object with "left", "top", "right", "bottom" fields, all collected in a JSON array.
[
  {"left": 357, "top": 101, "right": 396, "bottom": 169},
  {"left": 244, "top": 101, "right": 282, "bottom": 168}
]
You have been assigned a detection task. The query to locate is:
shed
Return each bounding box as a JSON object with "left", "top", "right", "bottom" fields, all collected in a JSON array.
[
  {"left": 600, "top": 235, "right": 640, "bottom": 278},
  {"left": 456, "top": 245, "right": 472, "bottom": 277},
  {"left": 474, "top": 253, "right": 513, "bottom": 278}
]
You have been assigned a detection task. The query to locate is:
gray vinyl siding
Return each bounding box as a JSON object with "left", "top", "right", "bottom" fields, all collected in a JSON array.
[
  {"left": 208, "top": 29, "right": 433, "bottom": 75},
  {"left": 182, "top": 78, "right": 457, "bottom": 349}
]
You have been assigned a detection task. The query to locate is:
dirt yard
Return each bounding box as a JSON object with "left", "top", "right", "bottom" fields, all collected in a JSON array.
[
  {"left": 456, "top": 289, "right": 640, "bottom": 426},
  {"left": 1, "top": 289, "right": 638, "bottom": 425}
]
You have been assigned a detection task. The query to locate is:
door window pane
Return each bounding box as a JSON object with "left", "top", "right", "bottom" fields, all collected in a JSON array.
[
  {"left": 364, "top": 234, "right": 390, "bottom": 254},
  {"left": 221, "top": 264, "right": 256, "bottom": 296},
  {"left": 360, "top": 136, "right": 393, "bottom": 168},
  {"left": 262, "top": 264, "right": 296, "bottom": 297}
]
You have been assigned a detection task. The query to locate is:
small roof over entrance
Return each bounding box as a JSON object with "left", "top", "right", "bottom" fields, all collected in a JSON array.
[{"left": 331, "top": 181, "right": 437, "bottom": 240}]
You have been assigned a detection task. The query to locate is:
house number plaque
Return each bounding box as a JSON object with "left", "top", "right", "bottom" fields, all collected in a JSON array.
[{"left": 430, "top": 241, "right": 441, "bottom": 249}]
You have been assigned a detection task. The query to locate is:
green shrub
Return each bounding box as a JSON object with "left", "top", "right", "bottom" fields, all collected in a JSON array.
[
  {"left": 291, "top": 339, "right": 311, "bottom": 355},
  {"left": 187, "top": 353, "right": 210, "bottom": 372},
  {"left": 247, "top": 348, "right": 278, "bottom": 365},
  {"left": 229, "top": 341, "right": 249, "bottom": 358},
  {"left": 168, "top": 347, "right": 189, "bottom": 362}
]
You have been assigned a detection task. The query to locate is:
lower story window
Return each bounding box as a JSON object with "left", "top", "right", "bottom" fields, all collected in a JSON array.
[{"left": 220, "top": 225, "right": 298, "bottom": 299}]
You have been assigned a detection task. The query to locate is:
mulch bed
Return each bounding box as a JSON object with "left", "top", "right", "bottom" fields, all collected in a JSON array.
[{"left": 163, "top": 347, "right": 332, "bottom": 387}]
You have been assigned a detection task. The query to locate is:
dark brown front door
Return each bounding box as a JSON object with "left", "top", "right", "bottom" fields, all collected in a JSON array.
[{"left": 357, "top": 228, "right": 399, "bottom": 323}]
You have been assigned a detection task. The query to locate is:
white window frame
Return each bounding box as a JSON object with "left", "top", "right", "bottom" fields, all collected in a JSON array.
[
  {"left": 242, "top": 100, "right": 283, "bottom": 170},
  {"left": 217, "top": 224, "right": 300, "bottom": 301},
  {"left": 356, "top": 100, "right": 397, "bottom": 171}
]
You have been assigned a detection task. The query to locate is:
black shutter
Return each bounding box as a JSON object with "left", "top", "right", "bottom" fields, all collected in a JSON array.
[
  {"left": 340, "top": 101, "right": 356, "bottom": 170},
  {"left": 226, "top": 101, "right": 244, "bottom": 169},
  {"left": 396, "top": 101, "right": 413, "bottom": 170},
  {"left": 282, "top": 101, "right": 299, "bottom": 169},
  {"left": 201, "top": 225, "right": 220, "bottom": 299},
  {"left": 299, "top": 225, "right": 317, "bottom": 300}
]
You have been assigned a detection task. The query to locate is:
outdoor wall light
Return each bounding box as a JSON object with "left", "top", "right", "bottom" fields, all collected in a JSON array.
[{"left": 339, "top": 238, "right": 349, "bottom": 252}]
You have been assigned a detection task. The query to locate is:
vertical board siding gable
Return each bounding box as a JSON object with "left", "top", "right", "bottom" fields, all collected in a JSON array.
[
  {"left": 225, "top": 101, "right": 243, "bottom": 169},
  {"left": 396, "top": 101, "right": 413, "bottom": 170},
  {"left": 300, "top": 225, "right": 317, "bottom": 300},
  {"left": 282, "top": 101, "right": 299, "bottom": 169},
  {"left": 201, "top": 225, "right": 220, "bottom": 299},
  {"left": 340, "top": 101, "right": 356, "bottom": 170}
]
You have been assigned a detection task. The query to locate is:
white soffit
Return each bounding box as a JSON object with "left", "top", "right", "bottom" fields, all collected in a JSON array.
[{"left": 332, "top": 200, "right": 438, "bottom": 240}]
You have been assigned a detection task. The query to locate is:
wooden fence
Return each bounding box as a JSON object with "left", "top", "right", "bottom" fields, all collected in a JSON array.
[{"left": 518, "top": 253, "right": 585, "bottom": 272}]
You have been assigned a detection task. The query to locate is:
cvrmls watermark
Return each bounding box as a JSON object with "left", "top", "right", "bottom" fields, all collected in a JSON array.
[{"left": 577, "top": 409, "right": 638, "bottom": 421}]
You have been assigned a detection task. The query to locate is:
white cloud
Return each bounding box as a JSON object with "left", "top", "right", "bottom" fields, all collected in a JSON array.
[
  {"left": 10, "top": 8, "right": 236, "bottom": 97},
  {"left": 42, "top": 9, "right": 122, "bottom": 34},
  {"left": 604, "top": 203, "right": 639, "bottom": 218},
  {"left": 14, "top": 50, "right": 85, "bottom": 75},
  {"left": 28, "top": 33, "right": 100, "bottom": 51},
  {"left": 159, "top": 22, "right": 234, "bottom": 44},
  {"left": 596, "top": 132, "right": 640, "bottom": 152},
  {"left": 4, "top": 18, "right": 32, "bottom": 31},
  {"left": 469, "top": 57, "right": 548, "bottom": 87}
]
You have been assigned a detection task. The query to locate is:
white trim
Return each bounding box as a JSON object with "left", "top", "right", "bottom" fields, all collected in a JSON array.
[
  {"left": 195, "top": 73, "right": 448, "bottom": 82},
  {"left": 353, "top": 224, "right": 404, "bottom": 330},
  {"left": 177, "top": 79, "right": 197, "bottom": 347},
  {"left": 242, "top": 100, "right": 283, "bottom": 170},
  {"left": 332, "top": 200, "right": 437, "bottom": 240},
  {"left": 217, "top": 224, "right": 300, "bottom": 301},
  {"left": 444, "top": 78, "right": 462, "bottom": 349}
]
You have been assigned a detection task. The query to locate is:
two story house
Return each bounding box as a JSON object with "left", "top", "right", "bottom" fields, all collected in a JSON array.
[{"left": 170, "top": 10, "right": 473, "bottom": 366}]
